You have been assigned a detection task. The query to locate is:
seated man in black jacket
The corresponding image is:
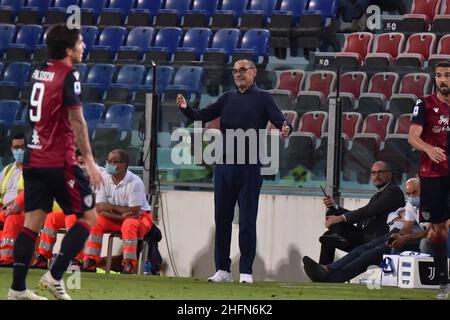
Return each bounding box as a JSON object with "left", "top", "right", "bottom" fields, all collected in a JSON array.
[{"left": 318, "top": 161, "right": 405, "bottom": 265}]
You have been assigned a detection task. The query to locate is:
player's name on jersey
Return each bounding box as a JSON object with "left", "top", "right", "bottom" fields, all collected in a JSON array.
[{"left": 32, "top": 70, "right": 55, "bottom": 82}]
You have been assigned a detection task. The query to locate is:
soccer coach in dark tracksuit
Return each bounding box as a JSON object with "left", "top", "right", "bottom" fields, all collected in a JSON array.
[{"left": 177, "top": 59, "right": 292, "bottom": 284}]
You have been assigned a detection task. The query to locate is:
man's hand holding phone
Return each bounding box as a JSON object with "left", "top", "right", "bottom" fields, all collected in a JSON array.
[{"left": 321, "top": 185, "right": 339, "bottom": 210}]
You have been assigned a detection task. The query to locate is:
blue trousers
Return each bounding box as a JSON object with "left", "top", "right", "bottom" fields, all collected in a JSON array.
[{"left": 213, "top": 164, "right": 263, "bottom": 274}]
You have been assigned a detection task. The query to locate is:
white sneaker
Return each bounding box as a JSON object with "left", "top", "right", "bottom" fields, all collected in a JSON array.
[
  {"left": 8, "top": 289, "right": 48, "bottom": 300},
  {"left": 437, "top": 283, "right": 450, "bottom": 300},
  {"left": 239, "top": 273, "right": 253, "bottom": 284},
  {"left": 207, "top": 270, "right": 233, "bottom": 282},
  {"left": 39, "top": 271, "right": 72, "bottom": 300}
]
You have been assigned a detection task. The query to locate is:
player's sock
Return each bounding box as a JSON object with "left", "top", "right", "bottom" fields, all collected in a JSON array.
[
  {"left": 432, "top": 240, "right": 449, "bottom": 285},
  {"left": 11, "top": 227, "right": 38, "bottom": 291},
  {"left": 50, "top": 222, "right": 90, "bottom": 281}
]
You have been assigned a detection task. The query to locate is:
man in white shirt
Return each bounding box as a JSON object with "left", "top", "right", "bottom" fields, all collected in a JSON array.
[{"left": 82, "top": 149, "right": 153, "bottom": 274}]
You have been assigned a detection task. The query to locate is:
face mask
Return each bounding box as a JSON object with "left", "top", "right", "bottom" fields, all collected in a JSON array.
[
  {"left": 407, "top": 196, "right": 420, "bottom": 207},
  {"left": 12, "top": 148, "right": 24, "bottom": 163},
  {"left": 105, "top": 163, "right": 118, "bottom": 176}
]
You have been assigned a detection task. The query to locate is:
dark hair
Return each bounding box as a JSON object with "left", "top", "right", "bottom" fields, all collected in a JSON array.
[
  {"left": 111, "top": 149, "right": 129, "bottom": 166},
  {"left": 435, "top": 60, "right": 450, "bottom": 70},
  {"left": 75, "top": 148, "right": 96, "bottom": 159},
  {"left": 10, "top": 133, "right": 25, "bottom": 146},
  {"left": 46, "top": 24, "right": 80, "bottom": 60}
]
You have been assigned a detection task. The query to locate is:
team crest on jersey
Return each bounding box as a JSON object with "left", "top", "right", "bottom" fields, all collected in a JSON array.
[
  {"left": 438, "top": 115, "right": 449, "bottom": 125},
  {"left": 74, "top": 81, "right": 81, "bottom": 95},
  {"left": 434, "top": 108, "right": 439, "bottom": 113},
  {"left": 73, "top": 71, "right": 80, "bottom": 81},
  {"left": 84, "top": 195, "right": 93, "bottom": 208}
]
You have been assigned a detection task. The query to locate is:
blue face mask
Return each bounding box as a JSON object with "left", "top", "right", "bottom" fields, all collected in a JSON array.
[
  {"left": 12, "top": 148, "right": 24, "bottom": 163},
  {"left": 105, "top": 163, "right": 118, "bottom": 176},
  {"left": 407, "top": 196, "right": 420, "bottom": 207}
]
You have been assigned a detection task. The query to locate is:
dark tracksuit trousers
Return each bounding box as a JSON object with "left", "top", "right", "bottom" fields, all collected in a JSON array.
[{"left": 213, "top": 163, "right": 263, "bottom": 275}]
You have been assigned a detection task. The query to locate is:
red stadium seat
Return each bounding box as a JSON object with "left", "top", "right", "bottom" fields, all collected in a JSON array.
[
  {"left": 298, "top": 111, "right": 327, "bottom": 138},
  {"left": 361, "top": 112, "right": 394, "bottom": 141},
  {"left": 267, "top": 110, "right": 299, "bottom": 131},
  {"left": 328, "top": 71, "right": 367, "bottom": 112},
  {"left": 364, "top": 32, "right": 405, "bottom": 66},
  {"left": 267, "top": 69, "right": 305, "bottom": 109},
  {"left": 428, "top": 34, "right": 450, "bottom": 69},
  {"left": 295, "top": 70, "right": 336, "bottom": 114},
  {"left": 401, "top": 0, "right": 441, "bottom": 31},
  {"left": 394, "top": 114, "right": 413, "bottom": 134},
  {"left": 341, "top": 112, "right": 362, "bottom": 139},
  {"left": 395, "top": 32, "right": 437, "bottom": 67},
  {"left": 335, "top": 32, "right": 374, "bottom": 66}
]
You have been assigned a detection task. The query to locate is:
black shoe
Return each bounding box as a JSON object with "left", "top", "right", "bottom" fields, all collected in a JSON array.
[
  {"left": 82, "top": 258, "right": 97, "bottom": 272},
  {"left": 302, "top": 256, "right": 330, "bottom": 282},
  {"left": 319, "top": 234, "right": 350, "bottom": 251}
]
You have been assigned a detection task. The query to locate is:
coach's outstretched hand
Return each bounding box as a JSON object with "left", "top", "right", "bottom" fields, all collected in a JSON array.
[{"left": 176, "top": 94, "right": 187, "bottom": 109}]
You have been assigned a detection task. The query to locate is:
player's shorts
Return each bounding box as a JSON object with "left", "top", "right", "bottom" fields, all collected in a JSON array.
[
  {"left": 23, "top": 165, "right": 95, "bottom": 218},
  {"left": 419, "top": 176, "right": 450, "bottom": 224}
]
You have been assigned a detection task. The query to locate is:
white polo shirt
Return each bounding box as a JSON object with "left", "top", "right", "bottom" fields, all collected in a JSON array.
[{"left": 96, "top": 170, "right": 151, "bottom": 211}]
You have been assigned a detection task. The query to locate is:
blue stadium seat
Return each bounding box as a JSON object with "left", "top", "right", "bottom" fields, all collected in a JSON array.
[
  {"left": 0, "top": 0, "right": 25, "bottom": 22},
  {"left": 99, "top": 0, "right": 134, "bottom": 26},
  {"left": 203, "top": 28, "right": 240, "bottom": 63},
  {"left": 211, "top": 0, "right": 248, "bottom": 31},
  {"left": 240, "top": 0, "right": 277, "bottom": 31},
  {"left": 145, "top": 27, "right": 182, "bottom": 62},
  {"left": 80, "top": 26, "right": 98, "bottom": 58},
  {"left": 174, "top": 27, "right": 212, "bottom": 61},
  {"left": 5, "top": 24, "right": 43, "bottom": 61},
  {"left": 268, "top": 0, "right": 308, "bottom": 59},
  {"left": 233, "top": 28, "right": 270, "bottom": 64},
  {"left": 0, "top": 24, "right": 15, "bottom": 58},
  {"left": 0, "top": 99, "right": 21, "bottom": 140},
  {"left": 44, "top": 0, "right": 79, "bottom": 27},
  {"left": 0, "top": 62, "right": 31, "bottom": 90},
  {"left": 80, "top": 0, "right": 107, "bottom": 25},
  {"left": 301, "top": 0, "right": 337, "bottom": 27},
  {"left": 165, "top": 66, "right": 204, "bottom": 101},
  {"left": 104, "top": 64, "right": 147, "bottom": 106},
  {"left": 88, "top": 26, "right": 127, "bottom": 62},
  {"left": 93, "top": 104, "right": 135, "bottom": 149},
  {"left": 83, "top": 102, "right": 105, "bottom": 138},
  {"left": 131, "top": 65, "right": 175, "bottom": 109},
  {"left": 0, "top": 62, "right": 4, "bottom": 78},
  {"left": 126, "top": 0, "right": 162, "bottom": 28},
  {"left": 154, "top": 0, "right": 190, "bottom": 28},
  {"left": 117, "top": 27, "right": 155, "bottom": 62},
  {"left": 16, "top": 0, "right": 50, "bottom": 25},
  {"left": 82, "top": 63, "right": 116, "bottom": 102},
  {"left": 183, "top": 0, "right": 219, "bottom": 29}
]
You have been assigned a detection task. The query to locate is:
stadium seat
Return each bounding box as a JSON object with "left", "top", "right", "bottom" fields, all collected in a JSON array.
[
  {"left": 183, "top": 0, "right": 219, "bottom": 29},
  {"left": 294, "top": 0, "right": 338, "bottom": 38},
  {"left": 0, "top": 0, "right": 24, "bottom": 23},
  {"left": 267, "top": 110, "right": 299, "bottom": 131},
  {"left": 93, "top": 104, "right": 135, "bottom": 150},
  {"left": 132, "top": 65, "right": 174, "bottom": 108},
  {"left": 0, "top": 24, "right": 15, "bottom": 58},
  {"left": 117, "top": 27, "right": 155, "bottom": 63},
  {"left": 154, "top": 0, "right": 190, "bottom": 29},
  {"left": 144, "top": 27, "right": 182, "bottom": 62},
  {"left": 126, "top": 0, "right": 162, "bottom": 28},
  {"left": 389, "top": 73, "right": 431, "bottom": 118},
  {"left": 330, "top": 71, "right": 367, "bottom": 113},
  {"left": 203, "top": 28, "right": 240, "bottom": 63},
  {"left": 165, "top": 66, "right": 204, "bottom": 101},
  {"left": 279, "top": 132, "right": 316, "bottom": 175},
  {"left": 83, "top": 103, "right": 106, "bottom": 139},
  {"left": 356, "top": 72, "right": 399, "bottom": 118},
  {"left": 210, "top": 0, "right": 248, "bottom": 31},
  {"left": 16, "top": 0, "right": 50, "bottom": 25},
  {"left": 400, "top": 0, "right": 441, "bottom": 32},
  {"left": 395, "top": 32, "right": 436, "bottom": 67},
  {"left": 0, "top": 62, "right": 4, "bottom": 78},
  {"left": 232, "top": 28, "right": 270, "bottom": 64},
  {"left": 267, "top": 69, "right": 305, "bottom": 109},
  {"left": 0, "top": 99, "right": 20, "bottom": 142},
  {"left": 174, "top": 27, "right": 212, "bottom": 62},
  {"left": 393, "top": 113, "right": 413, "bottom": 134},
  {"left": 104, "top": 64, "right": 146, "bottom": 107},
  {"left": 428, "top": 34, "right": 450, "bottom": 69},
  {"left": 80, "top": 0, "right": 106, "bottom": 25},
  {"left": 341, "top": 112, "right": 362, "bottom": 139},
  {"left": 4, "top": 24, "right": 43, "bottom": 61},
  {"left": 364, "top": 32, "right": 405, "bottom": 67},
  {"left": 43, "top": 0, "right": 79, "bottom": 27},
  {"left": 75, "top": 63, "right": 88, "bottom": 83},
  {"left": 335, "top": 32, "right": 374, "bottom": 67},
  {"left": 268, "top": 0, "right": 308, "bottom": 59},
  {"left": 360, "top": 113, "right": 393, "bottom": 141},
  {"left": 0, "top": 62, "right": 31, "bottom": 99},
  {"left": 239, "top": 0, "right": 278, "bottom": 32},
  {"left": 295, "top": 70, "right": 336, "bottom": 114},
  {"left": 80, "top": 26, "right": 98, "bottom": 59},
  {"left": 88, "top": 26, "right": 127, "bottom": 62},
  {"left": 98, "top": 0, "right": 134, "bottom": 27},
  {"left": 298, "top": 111, "right": 328, "bottom": 138},
  {"left": 82, "top": 64, "right": 116, "bottom": 103}
]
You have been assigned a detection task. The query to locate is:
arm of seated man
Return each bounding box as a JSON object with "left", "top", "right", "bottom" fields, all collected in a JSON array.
[{"left": 97, "top": 203, "right": 141, "bottom": 220}]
